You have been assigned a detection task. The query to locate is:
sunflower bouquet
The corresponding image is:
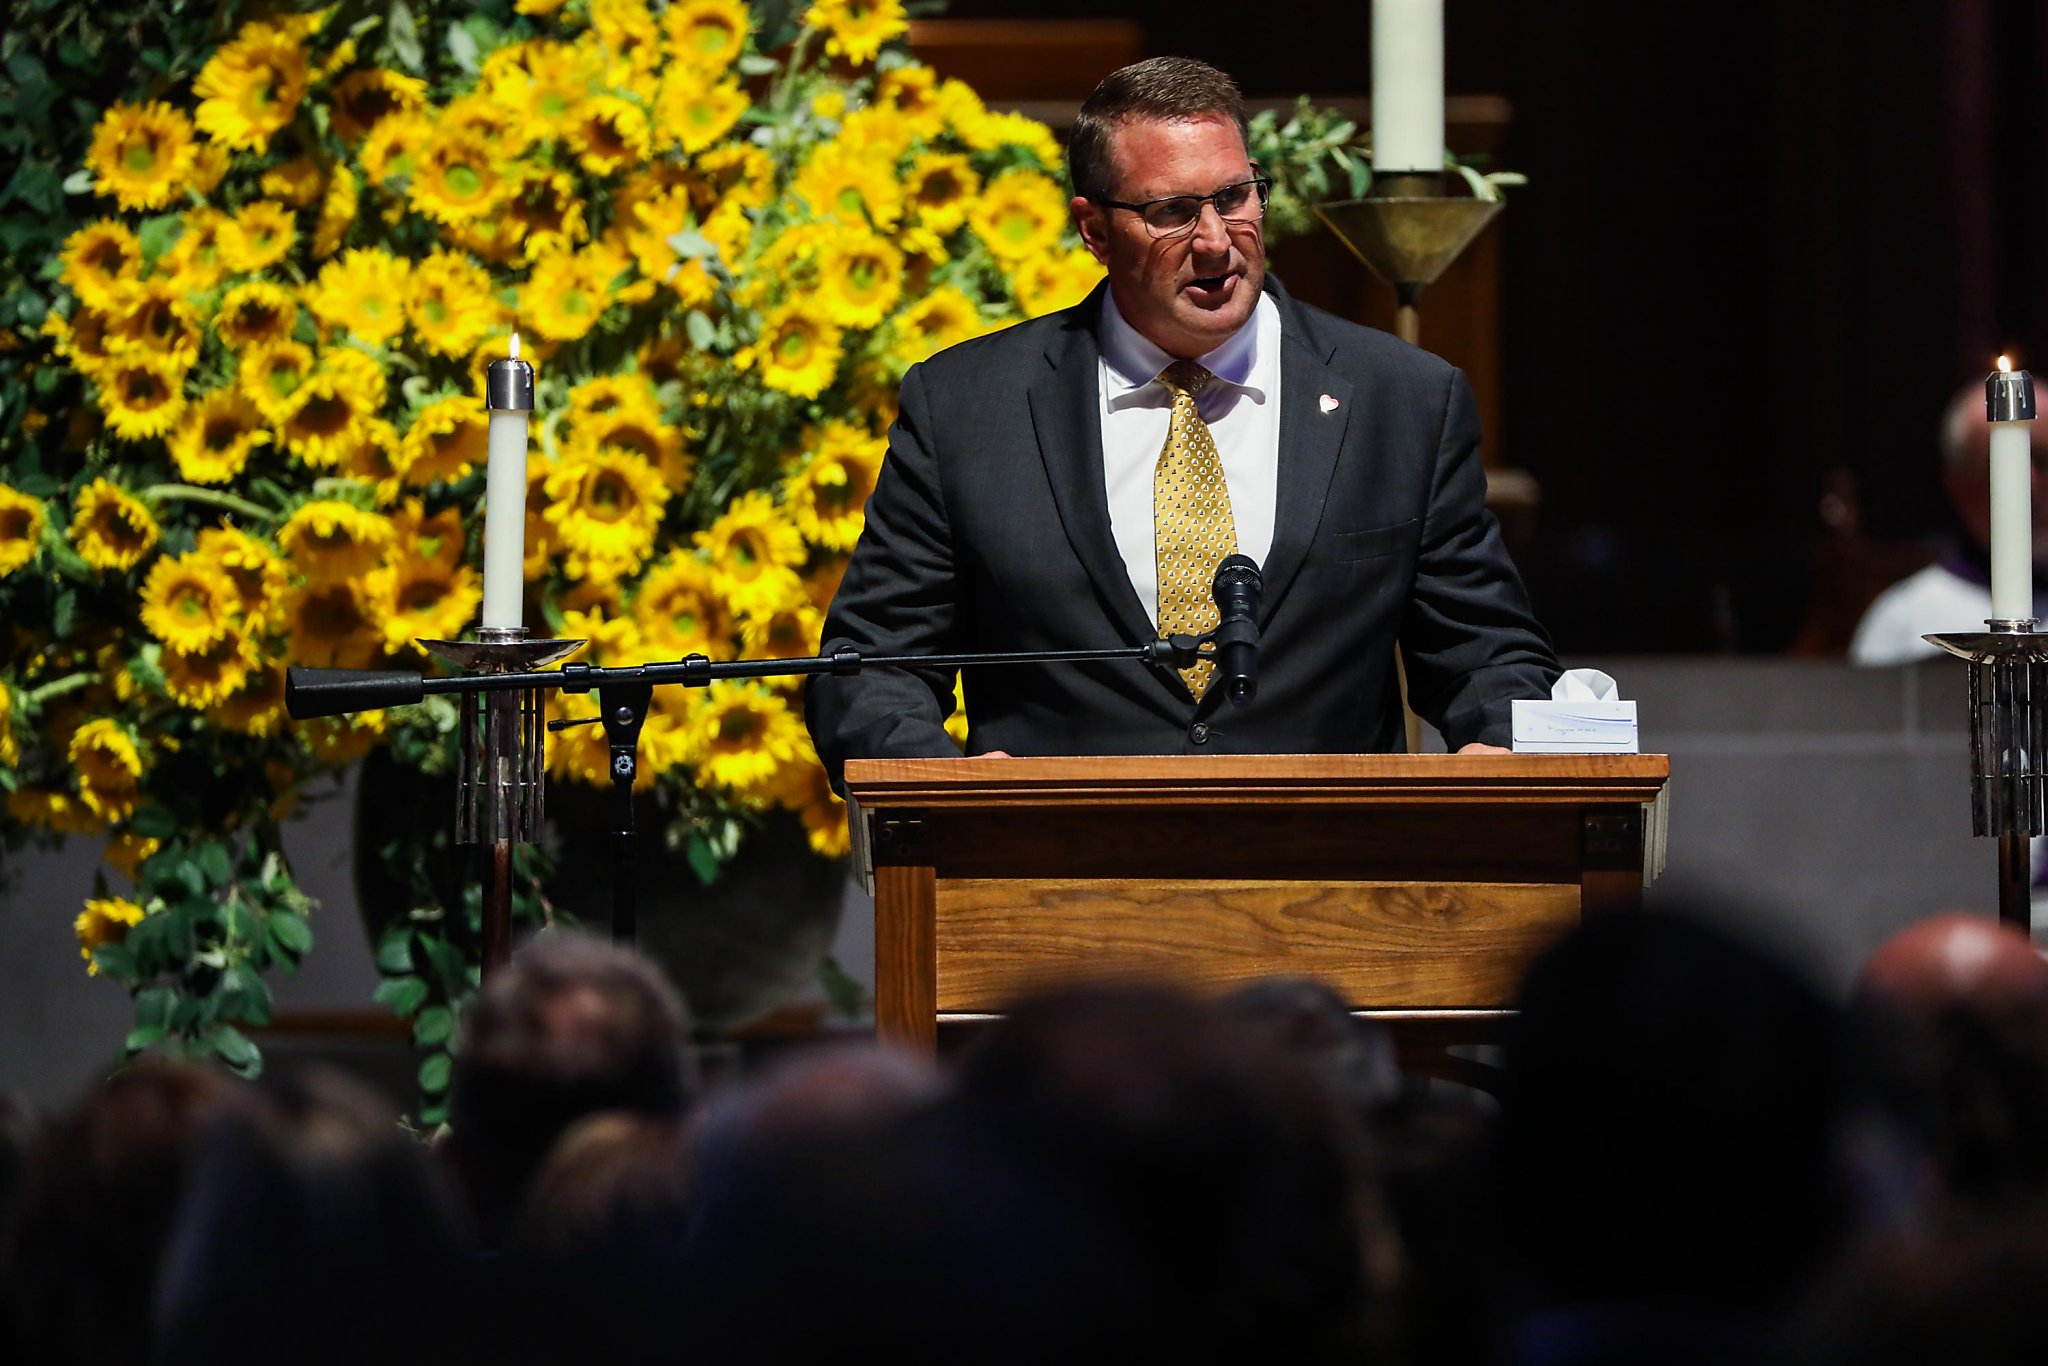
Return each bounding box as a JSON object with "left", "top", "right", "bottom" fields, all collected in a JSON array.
[{"left": 0, "top": 0, "right": 1115, "bottom": 1105}]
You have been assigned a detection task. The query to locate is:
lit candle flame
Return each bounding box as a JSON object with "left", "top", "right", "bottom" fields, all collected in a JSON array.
[
  {"left": 1999, "top": 354, "right": 2012, "bottom": 373},
  {"left": 510, "top": 331, "right": 521, "bottom": 361}
]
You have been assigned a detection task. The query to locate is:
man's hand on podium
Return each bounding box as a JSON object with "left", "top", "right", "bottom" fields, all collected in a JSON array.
[{"left": 1456, "top": 742, "right": 1513, "bottom": 755}]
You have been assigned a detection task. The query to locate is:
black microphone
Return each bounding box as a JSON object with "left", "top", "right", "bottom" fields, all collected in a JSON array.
[
  {"left": 1210, "top": 553, "right": 1262, "bottom": 706},
  {"left": 285, "top": 667, "right": 425, "bottom": 720}
]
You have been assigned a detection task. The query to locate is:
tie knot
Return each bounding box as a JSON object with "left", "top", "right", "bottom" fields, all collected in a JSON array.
[{"left": 1158, "top": 360, "right": 1214, "bottom": 401}]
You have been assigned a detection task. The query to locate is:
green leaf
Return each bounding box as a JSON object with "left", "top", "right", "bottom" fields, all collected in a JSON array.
[
  {"left": 418, "top": 1051, "right": 452, "bottom": 1094},
  {"left": 135, "top": 213, "right": 183, "bottom": 266},
  {"left": 374, "top": 974, "right": 429, "bottom": 1016},
  {"left": 195, "top": 841, "right": 232, "bottom": 890},
  {"left": 129, "top": 804, "right": 179, "bottom": 839},
  {"left": 269, "top": 910, "right": 314, "bottom": 956},
  {"left": 446, "top": 24, "right": 479, "bottom": 75},
  {"left": 387, "top": 0, "right": 425, "bottom": 72},
  {"left": 686, "top": 832, "right": 721, "bottom": 886},
  {"left": 736, "top": 54, "right": 779, "bottom": 76},
  {"left": 684, "top": 309, "right": 716, "bottom": 351},
  {"left": 212, "top": 1024, "right": 260, "bottom": 1073},
  {"left": 50, "top": 585, "right": 75, "bottom": 638},
  {"left": 667, "top": 230, "right": 717, "bottom": 259},
  {"left": 134, "top": 985, "right": 175, "bottom": 1030},
  {"left": 412, "top": 1005, "right": 453, "bottom": 1046},
  {"left": 92, "top": 943, "right": 138, "bottom": 979},
  {"left": 124, "top": 1025, "right": 165, "bottom": 1052},
  {"left": 375, "top": 928, "right": 414, "bottom": 973}
]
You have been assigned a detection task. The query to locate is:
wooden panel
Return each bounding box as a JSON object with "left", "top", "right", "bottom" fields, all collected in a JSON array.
[
  {"left": 931, "top": 877, "right": 1580, "bottom": 1012},
  {"left": 908, "top": 20, "right": 1147, "bottom": 101},
  {"left": 913, "top": 805, "right": 1584, "bottom": 884},
  {"left": 874, "top": 865, "right": 936, "bottom": 1052}
]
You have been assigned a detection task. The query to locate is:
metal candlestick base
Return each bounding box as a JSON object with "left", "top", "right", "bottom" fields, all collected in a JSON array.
[
  {"left": 420, "top": 629, "right": 585, "bottom": 845},
  {"left": 1927, "top": 621, "right": 2048, "bottom": 930}
]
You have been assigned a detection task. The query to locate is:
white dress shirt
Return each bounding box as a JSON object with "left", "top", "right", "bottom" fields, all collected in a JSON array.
[{"left": 1097, "top": 289, "right": 1282, "bottom": 626}]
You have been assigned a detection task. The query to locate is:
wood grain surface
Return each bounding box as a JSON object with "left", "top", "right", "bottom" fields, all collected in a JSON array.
[{"left": 930, "top": 877, "right": 1580, "bottom": 1012}]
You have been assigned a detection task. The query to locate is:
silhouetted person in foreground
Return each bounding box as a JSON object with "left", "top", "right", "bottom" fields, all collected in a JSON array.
[
  {"left": 0, "top": 1060, "right": 248, "bottom": 1365},
  {"left": 443, "top": 930, "right": 698, "bottom": 1246},
  {"left": 1495, "top": 909, "right": 1867, "bottom": 1366},
  {"left": 1857, "top": 911, "right": 2048, "bottom": 1209}
]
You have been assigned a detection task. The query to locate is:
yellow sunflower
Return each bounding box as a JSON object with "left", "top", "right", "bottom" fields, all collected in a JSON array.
[
  {"left": 161, "top": 635, "right": 255, "bottom": 710},
  {"left": 744, "top": 306, "right": 843, "bottom": 400},
  {"left": 95, "top": 351, "right": 188, "bottom": 442},
  {"left": 631, "top": 550, "right": 734, "bottom": 660},
  {"left": 278, "top": 371, "right": 371, "bottom": 470},
  {"left": 168, "top": 388, "right": 269, "bottom": 485},
  {"left": 837, "top": 105, "right": 917, "bottom": 162},
  {"left": 239, "top": 339, "right": 317, "bottom": 423},
  {"left": 260, "top": 155, "right": 324, "bottom": 207},
  {"left": 106, "top": 278, "right": 202, "bottom": 366},
  {"left": 694, "top": 143, "right": 774, "bottom": 215},
  {"left": 286, "top": 578, "right": 387, "bottom": 669},
  {"left": 564, "top": 395, "right": 693, "bottom": 491},
  {"left": 194, "top": 22, "right": 310, "bottom": 151},
  {"left": 306, "top": 248, "right": 410, "bottom": 346},
  {"left": 891, "top": 284, "right": 984, "bottom": 366},
  {"left": 75, "top": 897, "right": 146, "bottom": 975},
  {"left": 139, "top": 553, "right": 237, "bottom": 653},
  {"left": 546, "top": 691, "right": 612, "bottom": 786},
  {"left": 58, "top": 221, "right": 143, "bottom": 310},
  {"left": 960, "top": 109, "right": 1064, "bottom": 167},
  {"left": 408, "top": 135, "right": 506, "bottom": 227},
  {"left": 317, "top": 344, "right": 390, "bottom": 413},
  {"left": 9, "top": 789, "right": 106, "bottom": 837},
  {"left": 775, "top": 752, "right": 850, "bottom": 858},
  {"left": 695, "top": 489, "right": 806, "bottom": 616},
  {"left": 591, "top": 0, "right": 665, "bottom": 76},
  {"left": 358, "top": 110, "right": 430, "bottom": 185},
  {"left": 502, "top": 166, "right": 589, "bottom": 263},
  {"left": 814, "top": 231, "right": 904, "bottom": 329},
  {"left": 105, "top": 831, "right": 161, "bottom": 881},
  {"left": 0, "top": 484, "right": 48, "bottom": 578},
  {"left": 656, "top": 71, "right": 748, "bottom": 156},
  {"left": 558, "top": 604, "right": 645, "bottom": 666},
  {"left": 368, "top": 554, "right": 483, "bottom": 652},
  {"left": 213, "top": 280, "right": 299, "bottom": 350},
  {"left": 70, "top": 717, "right": 144, "bottom": 822},
  {"left": 803, "top": 0, "right": 908, "bottom": 65},
  {"left": 542, "top": 445, "right": 670, "bottom": 582},
  {"left": 678, "top": 680, "right": 808, "bottom": 795},
  {"left": 1012, "top": 246, "right": 1107, "bottom": 319},
  {"left": 69, "top": 479, "right": 159, "bottom": 572},
  {"left": 277, "top": 499, "right": 395, "bottom": 582},
  {"left": 329, "top": 67, "right": 428, "bottom": 143},
  {"left": 905, "top": 152, "right": 980, "bottom": 237},
  {"left": 157, "top": 207, "right": 233, "bottom": 293},
  {"left": 569, "top": 93, "right": 652, "bottom": 177},
  {"left": 738, "top": 598, "right": 823, "bottom": 668},
  {"left": 220, "top": 200, "right": 298, "bottom": 273},
  {"left": 782, "top": 420, "right": 884, "bottom": 551},
  {"left": 195, "top": 523, "right": 290, "bottom": 628},
  {"left": 790, "top": 141, "right": 903, "bottom": 230},
  {"left": 209, "top": 660, "right": 289, "bottom": 737},
  {"left": 969, "top": 168, "right": 1068, "bottom": 264},
  {"left": 523, "top": 248, "right": 615, "bottom": 342},
  {"left": 0, "top": 684, "right": 14, "bottom": 769},
  {"left": 662, "top": 0, "right": 749, "bottom": 72},
  {"left": 406, "top": 250, "right": 500, "bottom": 358},
  {"left": 401, "top": 396, "right": 490, "bottom": 486},
  {"left": 299, "top": 711, "right": 388, "bottom": 766},
  {"left": 85, "top": 101, "right": 198, "bottom": 211},
  {"left": 191, "top": 142, "right": 231, "bottom": 196},
  {"left": 346, "top": 418, "right": 412, "bottom": 505},
  {"left": 311, "top": 163, "right": 358, "bottom": 259},
  {"left": 878, "top": 64, "right": 939, "bottom": 116}
]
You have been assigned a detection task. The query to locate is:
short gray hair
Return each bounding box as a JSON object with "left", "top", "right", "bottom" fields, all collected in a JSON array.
[{"left": 1067, "top": 57, "right": 1249, "bottom": 202}]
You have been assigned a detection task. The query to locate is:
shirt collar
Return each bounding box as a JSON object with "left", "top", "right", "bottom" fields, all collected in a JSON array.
[{"left": 1099, "top": 288, "right": 1275, "bottom": 411}]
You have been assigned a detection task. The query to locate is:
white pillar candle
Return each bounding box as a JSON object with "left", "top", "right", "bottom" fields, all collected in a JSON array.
[
  {"left": 481, "top": 334, "right": 535, "bottom": 631},
  {"left": 1372, "top": 0, "right": 1445, "bottom": 174}
]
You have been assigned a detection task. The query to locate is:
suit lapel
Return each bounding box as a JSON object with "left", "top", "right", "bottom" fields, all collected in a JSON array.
[
  {"left": 1026, "top": 291, "right": 1160, "bottom": 650},
  {"left": 1263, "top": 308, "right": 1353, "bottom": 623}
]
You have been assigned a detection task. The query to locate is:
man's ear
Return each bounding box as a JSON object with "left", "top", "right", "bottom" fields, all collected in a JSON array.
[{"left": 1070, "top": 196, "right": 1111, "bottom": 265}]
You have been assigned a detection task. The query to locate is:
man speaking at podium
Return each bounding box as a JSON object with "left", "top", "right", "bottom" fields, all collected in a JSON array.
[{"left": 806, "top": 57, "right": 1559, "bottom": 781}]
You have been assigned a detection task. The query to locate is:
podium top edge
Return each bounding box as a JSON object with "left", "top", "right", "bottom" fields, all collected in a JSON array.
[{"left": 843, "top": 752, "right": 1670, "bottom": 805}]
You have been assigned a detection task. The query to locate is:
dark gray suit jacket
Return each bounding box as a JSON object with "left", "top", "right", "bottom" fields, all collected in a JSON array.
[{"left": 805, "top": 281, "right": 1560, "bottom": 781}]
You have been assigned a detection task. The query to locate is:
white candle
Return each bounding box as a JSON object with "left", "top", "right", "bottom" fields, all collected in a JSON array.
[
  {"left": 1989, "top": 355, "right": 2037, "bottom": 623},
  {"left": 481, "top": 333, "right": 534, "bottom": 631},
  {"left": 1372, "top": 0, "right": 1445, "bottom": 174}
]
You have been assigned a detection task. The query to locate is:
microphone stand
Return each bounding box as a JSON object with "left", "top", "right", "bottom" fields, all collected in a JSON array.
[{"left": 287, "top": 633, "right": 1213, "bottom": 965}]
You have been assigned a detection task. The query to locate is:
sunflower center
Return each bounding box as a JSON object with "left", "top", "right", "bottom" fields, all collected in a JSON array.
[
  {"left": 716, "top": 711, "right": 758, "bottom": 744},
  {"left": 775, "top": 329, "right": 812, "bottom": 364},
  {"left": 446, "top": 164, "right": 483, "bottom": 198},
  {"left": 293, "top": 393, "right": 353, "bottom": 437},
  {"left": 398, "top": 575, "right": 449, "bottom": 611},
  {"left": 587, "top": 472, "right": 630, "bottom": 518},
  {"left": 123, "top": 139, "right": 158, "bottom": 175},
  {"left": 836, "top": 186, "right": 864, "bottom": 216},
  {"left": 203, "top": 417, "right": 243, "bottom": 452},
  {"left": 424, "top": 297, "right": 449, "bottom": 324},
  {"left": 1000, "top": 210, "right": 1036, "bottom": 244}
]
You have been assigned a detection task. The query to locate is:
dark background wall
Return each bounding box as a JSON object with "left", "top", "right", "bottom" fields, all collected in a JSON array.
[{"left": 934, "top": 0, "right": 2048, "bottom": 653}]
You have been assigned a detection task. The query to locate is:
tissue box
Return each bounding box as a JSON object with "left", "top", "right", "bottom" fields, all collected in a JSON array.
[{"left": 1511, "top": 699, "right": 1639, "bottom": 753}]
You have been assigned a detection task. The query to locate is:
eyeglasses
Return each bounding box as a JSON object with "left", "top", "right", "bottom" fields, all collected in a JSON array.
[{"left": 1092, "top": 175, "right": 1272, "bottom": 238}]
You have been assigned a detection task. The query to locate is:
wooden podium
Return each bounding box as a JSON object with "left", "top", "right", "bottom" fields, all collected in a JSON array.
[{"left": 845, "top": 754, "right": 1670, "bottom": 1075}]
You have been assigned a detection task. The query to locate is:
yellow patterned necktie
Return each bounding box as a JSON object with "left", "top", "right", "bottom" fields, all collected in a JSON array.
[{"left": 1154, "top": 360, "right": 1239, "bottom": 701}]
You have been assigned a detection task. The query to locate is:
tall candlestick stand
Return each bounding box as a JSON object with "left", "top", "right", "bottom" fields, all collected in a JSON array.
[
  {"left": 1313, "top": 171, "right": 1503, "bottom": 346},
  {"left": 1926, "top": 626, "right": 2047, "bottom": 930},
  {"left": 419, "top": 629, "right": 585, "bottom": 974}
]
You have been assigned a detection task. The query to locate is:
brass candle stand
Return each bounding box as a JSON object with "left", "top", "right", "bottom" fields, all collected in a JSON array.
[
  {"left": 1313, "top": 171, "right": 1504, "bottom": 347},
  {"left": 1926, "top": 623, "right": 2047, "bottom": 932}
]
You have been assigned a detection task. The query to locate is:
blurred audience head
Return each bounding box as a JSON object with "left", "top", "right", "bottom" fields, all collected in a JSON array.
[
  {"left": 447, "top": 930, "right": 696, "bottom": 1241},
  {"left": 1499, "top": 908, "right": 1862, "bottom": 1321},
  {"left": 0, "top": 1059, "right": 247, "bottom": 1365},
  {"left": 1858, "top": 911, "right": 2048, "bottom": 1207},
  {"left": 1939, "top": 377, "right": 2048, "bottom": 558},
  {"left": 152, "top": 1065, "right": 470, "bottom": 1365},
  {"left": 1218, "top": 975, "right": 1404, "bottom": 1120}
]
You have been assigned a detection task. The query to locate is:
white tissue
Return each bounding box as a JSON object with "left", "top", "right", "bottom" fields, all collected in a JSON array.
[
  {"left": 1512, "top": 669, "right": 1638, "bottom": 753},
  {"left": 1552, "top": 668, "right": 1619, "bottom": 702}
]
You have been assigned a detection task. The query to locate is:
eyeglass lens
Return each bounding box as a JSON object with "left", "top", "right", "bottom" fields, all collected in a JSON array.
[{"left": 1145, "top": 180, "right": 1269, "bottom": 234}]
